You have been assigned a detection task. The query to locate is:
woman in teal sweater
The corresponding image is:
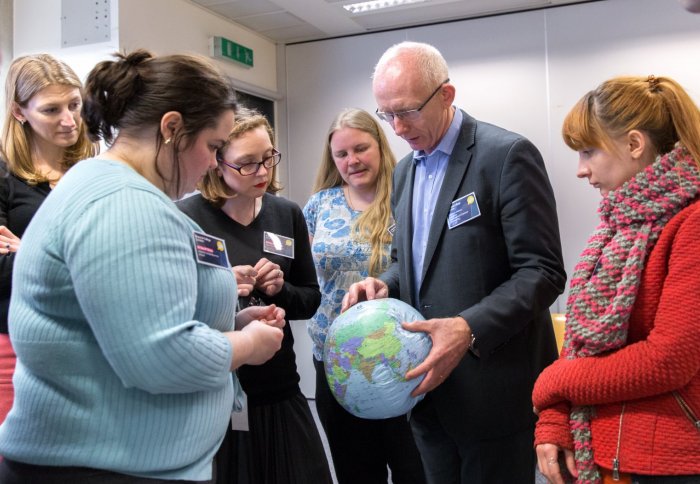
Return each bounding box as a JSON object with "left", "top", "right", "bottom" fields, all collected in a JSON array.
[{"left": 0, "top": 50, "right": 284, "bottom": 483}]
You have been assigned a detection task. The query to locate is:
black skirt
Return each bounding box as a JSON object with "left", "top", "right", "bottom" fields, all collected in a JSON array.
[{"left": 215, "top": 391, "right": 333, "bottom": 484}]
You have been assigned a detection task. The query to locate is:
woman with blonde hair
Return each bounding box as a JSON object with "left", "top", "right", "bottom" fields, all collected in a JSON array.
[
  {"left": 0, "top": 53, "right": 96, "bottom": 425},
  {"left": 533, "top": 75, "right": 700, "bottom": 484},
  {"left": 303, "top": 108, "right": 425, "bottom": 484},
  {"left": 178, "top": 107, "right": 332, "bottom": 484}
]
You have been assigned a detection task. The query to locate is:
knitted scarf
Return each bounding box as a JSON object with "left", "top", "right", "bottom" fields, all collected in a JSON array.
[{"left": 562, "top": 146, "right": 700, "bottom": 483}]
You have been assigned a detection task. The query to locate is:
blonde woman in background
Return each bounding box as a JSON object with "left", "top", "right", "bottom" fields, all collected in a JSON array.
[
  {"left": 0, "top": 53, "right": 96, "bottom": 425},
  {"left": 303, "top": 108, "right": 425, "bottom": 484}
]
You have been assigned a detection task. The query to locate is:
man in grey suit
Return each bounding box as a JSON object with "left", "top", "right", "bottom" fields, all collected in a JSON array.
[{"left": 343, "top": 41, "right": 566, "bottom": 483}]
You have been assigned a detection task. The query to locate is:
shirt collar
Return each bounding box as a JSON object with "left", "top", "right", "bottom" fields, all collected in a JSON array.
[{"left": 413, "top": 107, "right": 463, "bottom": 164}]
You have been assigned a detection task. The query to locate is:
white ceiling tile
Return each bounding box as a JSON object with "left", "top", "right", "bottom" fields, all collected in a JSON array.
[
  {"left": 260, "top": 23, "right": 329, "bottom": 43},
  {"left": 194, "top": 0, "right": 600, "bottom": 44},
  {"left": 236, "top": 11, "right": 305, "bottom": 31},
  {"left": 200, "top": 0, "right": 283, "bottom": 18}
]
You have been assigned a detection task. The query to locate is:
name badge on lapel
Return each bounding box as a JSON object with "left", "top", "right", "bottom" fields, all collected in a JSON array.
[
  {"left": 193, "top": 231, "right": 230, "bottom": 269},
  {"left": 263, "top": 231, "right": 294, "bottom": 259},
  {"left": 447, "top": 192, "right": 481, "bottom": 229}
]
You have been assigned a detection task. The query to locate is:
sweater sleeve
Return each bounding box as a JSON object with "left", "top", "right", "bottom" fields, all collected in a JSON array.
[
  {"left": 267, "top": 204, "right": 321, "bottom": 320},
  {"left": 534, "top": 403, "right": 574, "bottom": 450},
  {"left": 533, "top": 206, "right": 700, "bottom": 409},
  {"left": 64, "top": 187, "right": 233, "bottom": 394}
]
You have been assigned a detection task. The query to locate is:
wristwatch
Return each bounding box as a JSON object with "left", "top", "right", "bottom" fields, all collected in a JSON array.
[{"left": 469, "top": 332, "right": 479, "bottom": 356}]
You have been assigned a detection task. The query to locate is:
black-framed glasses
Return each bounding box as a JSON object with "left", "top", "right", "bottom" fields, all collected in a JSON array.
[
  {"left": 217, "top": 149, "right": 282, "bottom": 176},
  {"left": 376, "top": 78, "right": 449, "bottom": 124}
]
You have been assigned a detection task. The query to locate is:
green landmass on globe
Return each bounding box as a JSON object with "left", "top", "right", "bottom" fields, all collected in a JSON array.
[{"left": 323, "top": 298, "right": 432, "bottom": 419}]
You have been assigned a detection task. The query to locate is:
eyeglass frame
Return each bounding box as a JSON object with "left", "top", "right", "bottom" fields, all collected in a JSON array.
[
  {"left": 375, "top": 78, "right": 450, "bottom": 124},
  {"left": 217, "top": 148, "right": 282, "bottom": 176}
]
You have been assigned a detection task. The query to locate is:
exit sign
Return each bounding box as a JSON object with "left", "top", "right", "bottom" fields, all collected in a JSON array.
[{"left": 210, "top": 36, "right": 254, "bottom": 68}]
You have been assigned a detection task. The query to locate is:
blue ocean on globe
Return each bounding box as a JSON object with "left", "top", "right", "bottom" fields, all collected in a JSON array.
[{"left": 323, "top": 298, "right": 432, "bottom": 419}]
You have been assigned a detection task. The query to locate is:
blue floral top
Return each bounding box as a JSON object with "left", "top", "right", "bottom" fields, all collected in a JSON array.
[{"left": 303, "top": 186, "right": 391, "bottom": 360}]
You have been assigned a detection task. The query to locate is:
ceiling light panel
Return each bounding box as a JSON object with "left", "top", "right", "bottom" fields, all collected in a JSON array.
[{"left": 342, "top": 0, "right": 429, "bottom": 15}]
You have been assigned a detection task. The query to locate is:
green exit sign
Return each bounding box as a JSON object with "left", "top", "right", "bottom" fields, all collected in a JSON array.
[{"left": 210, "top": 36, "right": 254, "bottom": 68}]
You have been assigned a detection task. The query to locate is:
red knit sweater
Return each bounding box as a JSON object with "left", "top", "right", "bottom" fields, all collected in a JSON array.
[{"left": 533, "top": 201, "right": 700, "bottom": 476}]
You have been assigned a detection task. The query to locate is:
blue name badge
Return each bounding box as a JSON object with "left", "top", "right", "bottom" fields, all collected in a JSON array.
[
  {"left": 193, "top": 231, "right": 230, "bottom": 269},
  {"left": 447, "top": 192, "right": 481, "bottom": 229}
]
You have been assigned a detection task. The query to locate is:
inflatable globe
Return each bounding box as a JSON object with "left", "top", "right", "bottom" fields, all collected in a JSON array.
[{"left": 323, "top": 298, "right": 432, "bottom": 419}]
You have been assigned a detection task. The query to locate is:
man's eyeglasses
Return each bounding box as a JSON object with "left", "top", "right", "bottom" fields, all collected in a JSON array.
[
  {"left": 217, "top": 149, "right": 282, "bottom": 176},
  {"left": 376, "top": 78, "right": 449, "bottom": 124}
]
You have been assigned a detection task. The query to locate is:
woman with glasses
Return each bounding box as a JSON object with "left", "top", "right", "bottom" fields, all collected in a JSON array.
[
  {"left": 178, "top": 107, "right": 332, "bottom": 484},
  {"left": 303, "top": 108, "right": 425, "bottom": 484}
]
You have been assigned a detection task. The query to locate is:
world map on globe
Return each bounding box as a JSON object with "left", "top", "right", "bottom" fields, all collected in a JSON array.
[{"left": 323, "top": 298, "right": 432, "bottom": 419}]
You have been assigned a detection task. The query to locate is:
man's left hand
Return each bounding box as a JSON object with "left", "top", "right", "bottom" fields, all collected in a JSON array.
[{"left": 403, "top": 316, "right": 471, "bottom": 396}]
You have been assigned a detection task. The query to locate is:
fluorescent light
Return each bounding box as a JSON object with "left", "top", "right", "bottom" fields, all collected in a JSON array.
[{"left": 343, "top": 0, "right": 428, "bottom": 14}]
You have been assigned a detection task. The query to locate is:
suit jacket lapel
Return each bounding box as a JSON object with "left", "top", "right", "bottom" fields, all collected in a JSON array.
[
  {"left": 420, "top": 112, "right": 476, "bottom": 286},
  {"left": 397, "top": 159, "right": 417, "bottom": 306}
]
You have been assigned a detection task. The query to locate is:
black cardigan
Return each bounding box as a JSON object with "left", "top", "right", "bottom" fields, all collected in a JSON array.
[
  {"left": 178, "top": 192, "right": 321, "bottom": 406},
  {"left": 0, "top": 162, "right": 51, "bottom": 334}
]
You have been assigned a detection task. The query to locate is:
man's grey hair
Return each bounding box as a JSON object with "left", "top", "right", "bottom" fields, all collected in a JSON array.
[{"left": 372, "top": 41, "right": 449, "bottom": 90}]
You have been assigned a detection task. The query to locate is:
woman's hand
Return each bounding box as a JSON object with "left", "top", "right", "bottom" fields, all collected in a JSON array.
[
  {"left": 239, "top": 320, "right": 284, "bottom": 365},
  {"left": 341, "top": 276, "right": 389, "bottom": 312},
  {"left": 0, "top": 226, "right": 21, "bottom": 255},
  {"left": 536, "top": 443, "right": 577, "bottom": 484},
  {"left": 228, "top": 304, "right": 286, "bottom": 369},
  {"left": 227, "top": 320, "right": 284, "bottom": 368},
  {"left": 253, "top": 257, "right": 284, "bottom": 296},
  {"left": 235, "top": 304, "right": 285, "bottom": 330},
  {"left": 232, "top": 265, "right": 257, "bottom": 296}
]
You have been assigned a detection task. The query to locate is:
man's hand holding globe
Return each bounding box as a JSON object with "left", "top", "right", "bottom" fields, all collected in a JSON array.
[{"left": 341, "top": 277, "right": 473, "bottom": 398}]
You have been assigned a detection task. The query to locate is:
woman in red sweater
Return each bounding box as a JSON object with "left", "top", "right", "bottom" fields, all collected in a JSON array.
[{"left": 533, "top": 76, "right": 700, "bottom": 484}]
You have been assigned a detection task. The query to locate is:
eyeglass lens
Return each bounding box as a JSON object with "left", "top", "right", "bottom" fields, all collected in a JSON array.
[
  {"left": 236, "top": 151, "right": 281, "bottom": 176},
  {"left": 377, "top": 78, "right": 449, "bottom": 123}
]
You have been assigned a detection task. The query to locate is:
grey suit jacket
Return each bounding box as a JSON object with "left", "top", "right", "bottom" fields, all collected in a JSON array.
[{"left": 380, "top": 110, "right": 566, "bottom": 441}]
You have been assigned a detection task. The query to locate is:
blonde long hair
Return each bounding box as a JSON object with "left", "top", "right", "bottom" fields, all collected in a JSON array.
[
  {"left": 313, "top": 108, "right": 396, "bottom": 276},
  {"left": 562, "top": 75, "right": 700, "bottom": 166},
  {"left": 1, "top": 54, "right": 96, "bottom": 184}
]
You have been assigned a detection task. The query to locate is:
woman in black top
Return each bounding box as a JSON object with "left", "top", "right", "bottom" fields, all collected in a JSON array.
[
  {"left": 0, "top": 54, "right": 96, "bottom": 424},
  {"left": 178, "top": 107, "right": 332, "bottom": 484}
]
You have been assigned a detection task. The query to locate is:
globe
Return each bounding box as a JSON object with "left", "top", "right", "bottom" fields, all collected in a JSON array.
[{"left": 323, "top": 298, "right": 432, "bottom": 419}]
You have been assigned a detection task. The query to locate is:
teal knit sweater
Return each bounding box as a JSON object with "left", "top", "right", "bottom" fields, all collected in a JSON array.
[{"left": 0, "top": 158, "right": 238, "bottom": 481}]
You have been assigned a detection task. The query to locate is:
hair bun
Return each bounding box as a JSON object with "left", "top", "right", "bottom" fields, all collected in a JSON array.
[
  {"left": 647, "top": 75, "right": 660, "bottom": 91},
  {"left": 119, "top": 49, "right": 153, "bottom": 68},
  {"left": 83, "top": 49, "right": 155, "bottom": 143}
]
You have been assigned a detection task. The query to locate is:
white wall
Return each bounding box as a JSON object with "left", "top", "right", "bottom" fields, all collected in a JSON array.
[
  {"left": 0, "top": 0, "right": 13, "bottom": 118},
  {"left": 12, "top": 0, "right": 120, "bottom": 83},
  {"left": 118, "top": 0, "right": 278, "bottom": 95},
  {"left": 10, "top": 0, "right": 277, "bottom": 96}
]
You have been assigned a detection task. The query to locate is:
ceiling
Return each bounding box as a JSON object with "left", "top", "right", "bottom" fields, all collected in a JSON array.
[{"left": 191, "top": 0, "right": 598, "bottom": 45}]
